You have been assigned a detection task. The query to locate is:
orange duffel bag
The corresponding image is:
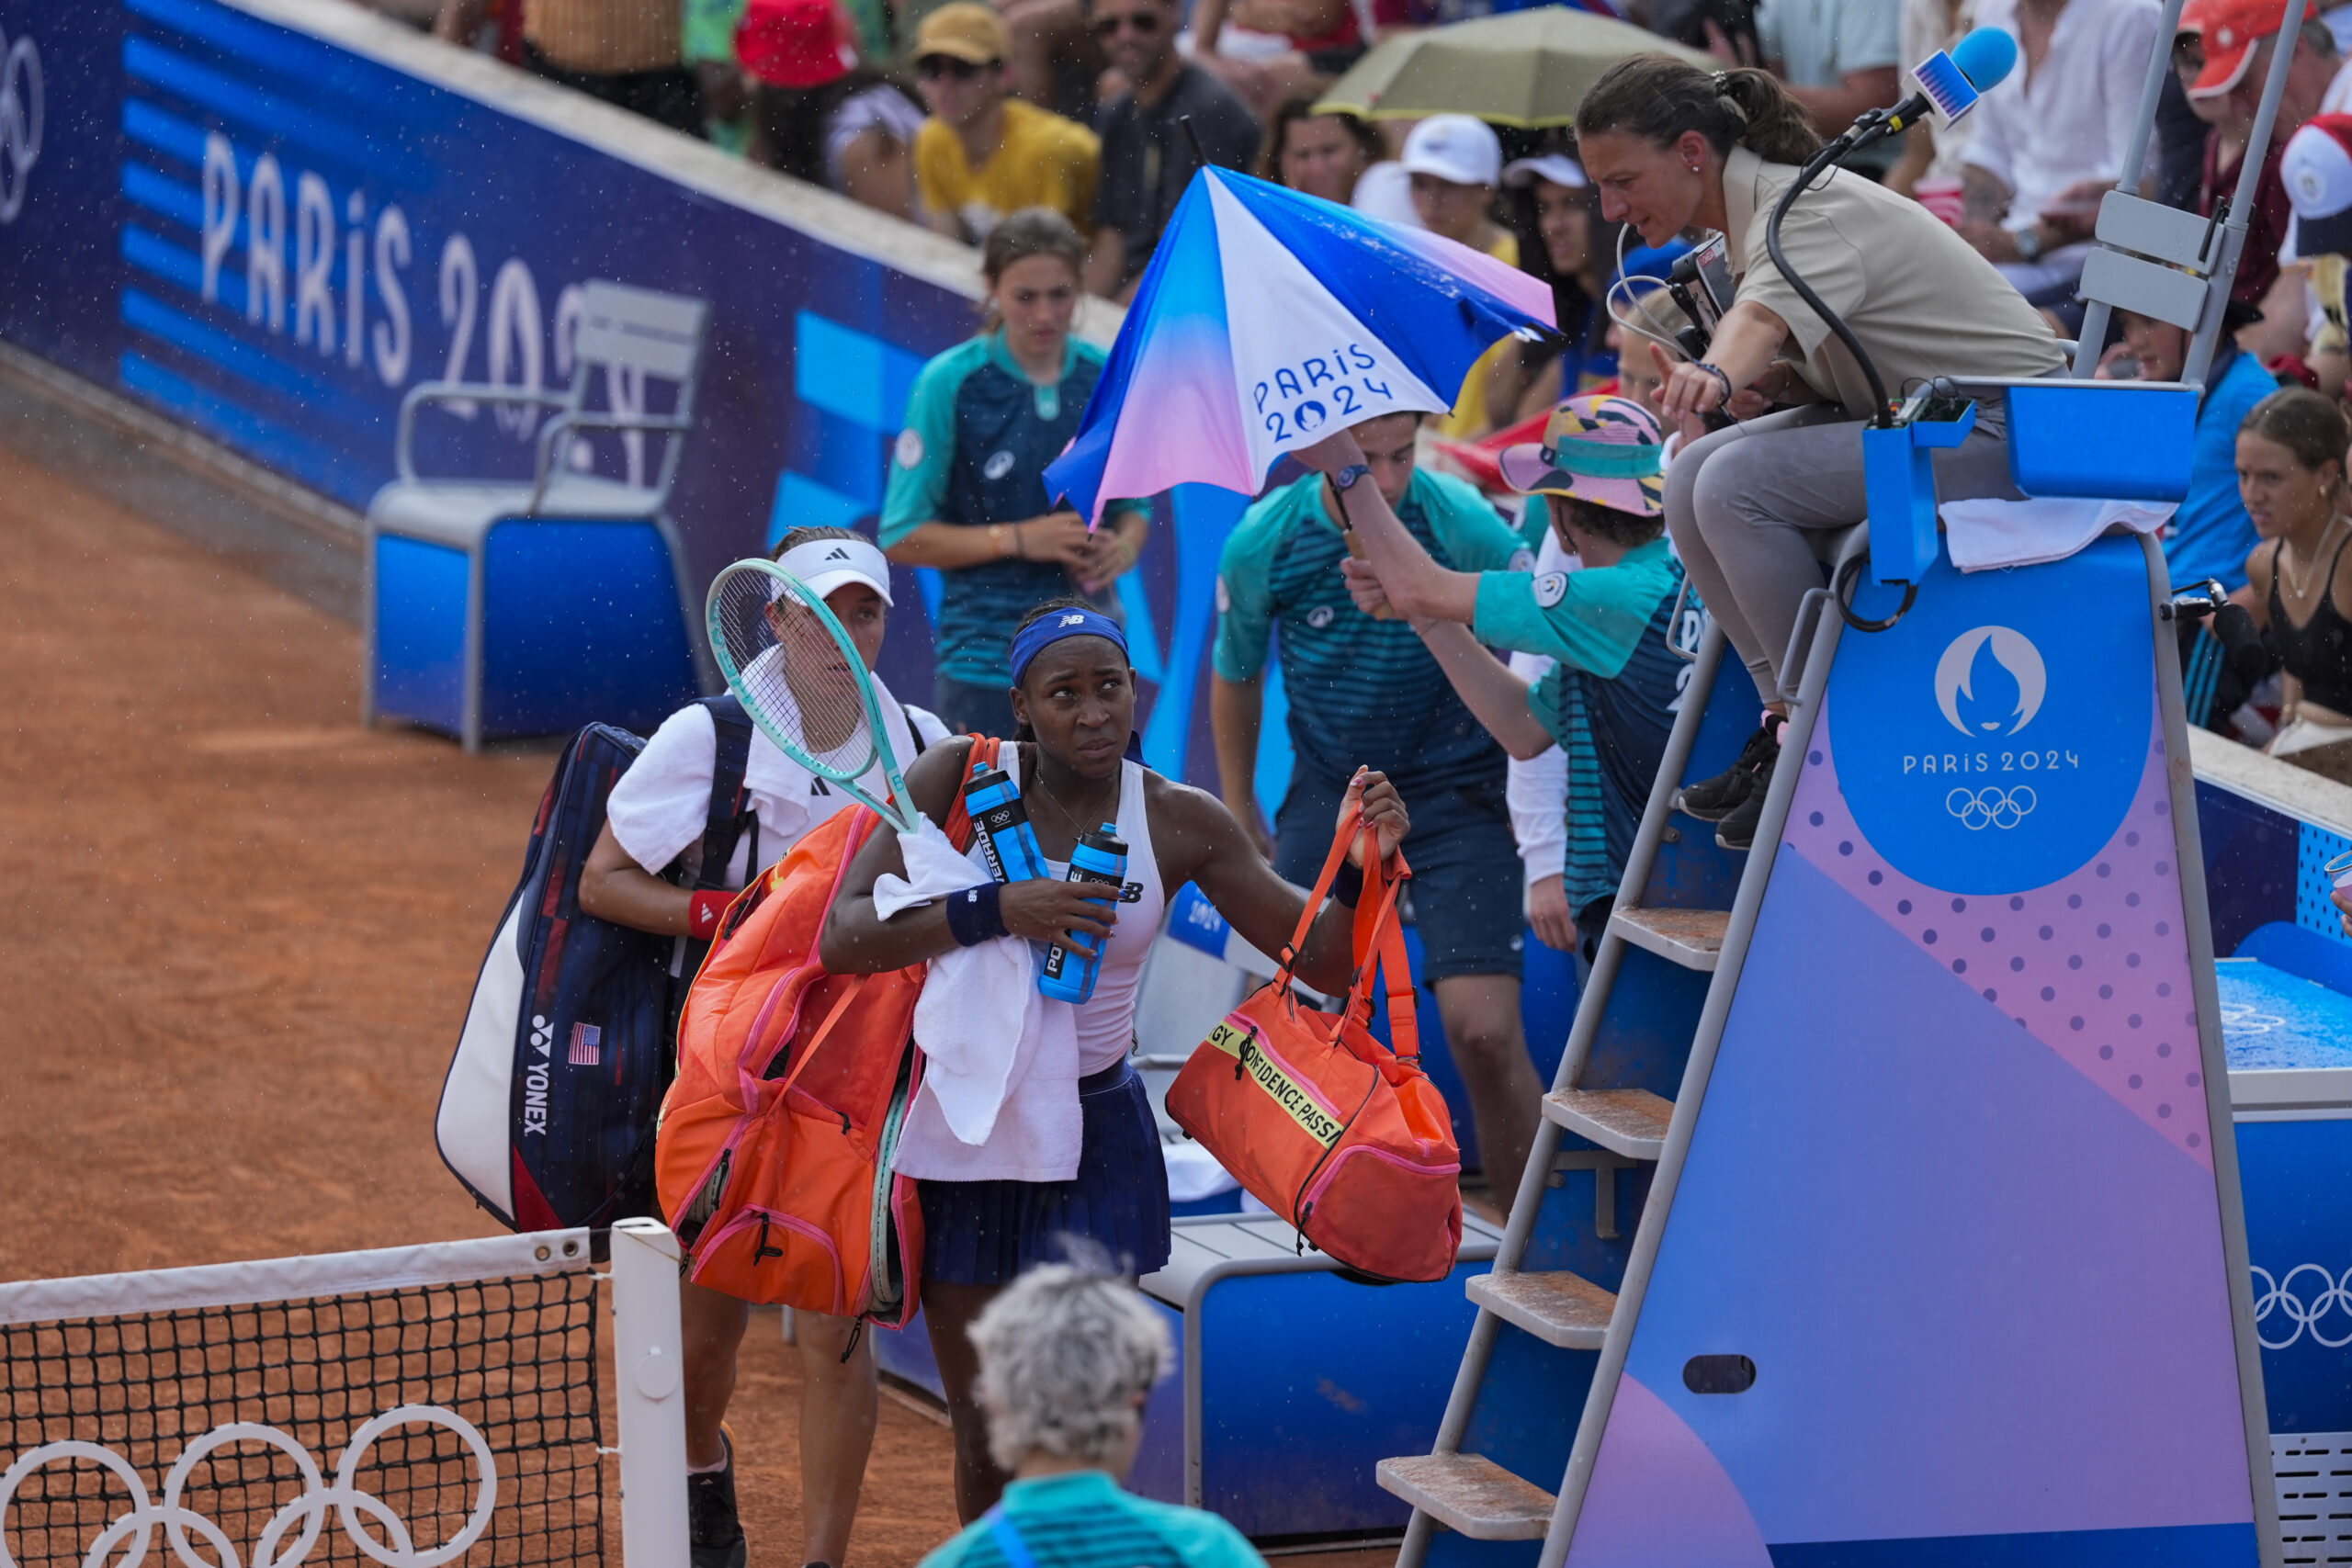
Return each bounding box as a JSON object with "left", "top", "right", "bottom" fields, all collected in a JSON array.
[
  {"left": 1165, "top": 805, "right": 1463, "bottom": 1283},
  {"left": 655, "top": 750, "right": 987, "bottom": 1325}
]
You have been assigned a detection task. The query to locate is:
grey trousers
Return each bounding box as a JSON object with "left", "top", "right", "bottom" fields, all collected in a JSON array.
[{"left": 1665, "top": 405, "right": 2026, "bottom": 707}]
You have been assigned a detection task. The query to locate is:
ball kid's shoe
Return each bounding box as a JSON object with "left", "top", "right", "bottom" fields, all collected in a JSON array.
[
  {"left": 689, "top": 1427, "right": 749, "bottom": 1568},
  {"left": 1676, "top": 713, "right": 1782, "bottom": 823}
]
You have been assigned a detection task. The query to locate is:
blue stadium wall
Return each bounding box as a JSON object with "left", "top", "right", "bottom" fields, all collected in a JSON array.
[{"left": 0, "top": 0, "right": 1259, "bottom": 786}]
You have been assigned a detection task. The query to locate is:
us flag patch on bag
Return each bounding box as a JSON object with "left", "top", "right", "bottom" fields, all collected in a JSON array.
[{"left": 568, "top": 1022, "right": 602, "bottom": 1066}]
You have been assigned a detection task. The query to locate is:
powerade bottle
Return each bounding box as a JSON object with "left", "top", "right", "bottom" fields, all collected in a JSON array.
[
  {"left": 962, "top": 765, "right": 1047, "bottom": 884},
  {"left": 1038, "top": 825, "right": 1126, "bottom": 1005}
]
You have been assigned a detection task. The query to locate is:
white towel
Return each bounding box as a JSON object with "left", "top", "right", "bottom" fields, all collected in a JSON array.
[
  {"left": 876, "top": 826, "right": 1082, "bottom": 1183},
  {"left": 1941, "top": 496, "right": 2175, "bottom": 573}
]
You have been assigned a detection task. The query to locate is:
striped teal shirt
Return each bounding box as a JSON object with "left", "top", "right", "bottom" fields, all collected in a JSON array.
[
  {"left": 918, "top": 1472, "right": 1266, "bottom": 1568},
  {"left": 1473, "top": 540, "right": 1685, "bottom": 919},
  {"left": 1214, "top": 468, "right": 1532, "bottom": 788}
]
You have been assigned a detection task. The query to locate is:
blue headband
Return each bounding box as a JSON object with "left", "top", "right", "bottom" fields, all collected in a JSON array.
[{"left": 1011, "top": 606, "right": 1129, "bottom": 686}]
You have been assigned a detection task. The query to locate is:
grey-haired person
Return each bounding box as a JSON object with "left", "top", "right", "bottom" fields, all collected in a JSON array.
[{"left": 915, "top": 1265, "right": 1267, "bottom": 1568}]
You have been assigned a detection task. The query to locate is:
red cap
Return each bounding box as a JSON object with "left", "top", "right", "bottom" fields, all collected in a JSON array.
[
  {"left": 737, "top": 0, "right": 858, "bottom": 89},
  {"left": 2177, "top": 0, "right": 2318, "bottom": 99}
]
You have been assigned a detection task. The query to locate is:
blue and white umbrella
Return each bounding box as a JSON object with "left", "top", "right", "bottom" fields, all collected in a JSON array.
[{"left": 1046, "top": 165, "right": 1556, "bottom": 523}]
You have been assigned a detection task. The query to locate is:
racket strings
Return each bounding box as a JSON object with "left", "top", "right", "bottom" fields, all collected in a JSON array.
[{"left": 710, "top": 571, "right": 877, "bottom": 781}]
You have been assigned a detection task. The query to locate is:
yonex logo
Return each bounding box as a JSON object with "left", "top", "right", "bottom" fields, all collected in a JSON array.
[{"left": 529, "top": 1014, "right": 553, "bottom": 1055}]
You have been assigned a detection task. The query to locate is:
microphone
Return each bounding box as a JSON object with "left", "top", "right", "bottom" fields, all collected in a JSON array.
[{"left": 1845, "top": 28, "right": 2018, "bottom": 153}]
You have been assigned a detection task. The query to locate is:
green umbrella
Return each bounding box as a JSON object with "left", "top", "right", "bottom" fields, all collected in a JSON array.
[{"left": 1313, "top": 8, "right": 1713, "bottom": 129}]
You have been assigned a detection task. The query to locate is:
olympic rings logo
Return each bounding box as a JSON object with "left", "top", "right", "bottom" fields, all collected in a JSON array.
[
  {"left": 0, "top": 27, "right": 41, "bottom": 226},
  {"left": 1945, "top": 784, "right": 2036, "bottom": 830},
  {"left": 0, "top": 1404, "right": 496, "bottom": 1568},
  {"left": 2253, "top": 1264, "right": 2352, "bottom": 1350}
]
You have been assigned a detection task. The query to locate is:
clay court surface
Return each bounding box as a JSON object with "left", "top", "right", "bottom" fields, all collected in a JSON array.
[{"left": 0, "top": 439, "right": 963, "bottom": 1565}]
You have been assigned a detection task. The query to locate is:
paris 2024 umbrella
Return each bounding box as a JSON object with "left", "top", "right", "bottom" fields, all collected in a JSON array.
[{"left": 1046, "top": 165, "right": 1555, "bottom": 525}]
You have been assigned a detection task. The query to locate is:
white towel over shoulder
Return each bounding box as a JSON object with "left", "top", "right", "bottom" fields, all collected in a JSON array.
[{"left": 876, "top": 825, "right": 1080, "bottom": 1183}]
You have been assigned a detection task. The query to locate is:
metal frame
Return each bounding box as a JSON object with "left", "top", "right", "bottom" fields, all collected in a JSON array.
[
  {"left": 2148, "top": 535, "right": 2288, "bottom": 1566},
  {"left": 1539, "top": 550, "right": 1844, "bottom": 1568},
  {"left": 1393, "top": 618, "right": 1735, "bottom": 1568}
]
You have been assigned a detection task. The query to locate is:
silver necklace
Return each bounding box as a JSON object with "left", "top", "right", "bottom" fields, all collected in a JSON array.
[{"left": 2286, "top": 513, "right": 2346, "bottom": 602}]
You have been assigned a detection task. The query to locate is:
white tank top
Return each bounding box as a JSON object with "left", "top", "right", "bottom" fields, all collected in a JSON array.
[{"left": 979, "top": 748, "right": 1167, "bottom": 1077}]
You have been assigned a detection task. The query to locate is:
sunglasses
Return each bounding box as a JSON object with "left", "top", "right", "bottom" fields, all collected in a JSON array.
[
  {"left": 1091, "top": 11, "right": 1162, "bottom": 37},
  {"left": 916, "top": 54, "right": 991, "bottom": 79}
]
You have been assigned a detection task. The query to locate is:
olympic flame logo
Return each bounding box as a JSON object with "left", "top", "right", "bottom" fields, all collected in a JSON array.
[
  {"left": 0, "top": 1405, "right": 496, "bottom": 1568},
  {"left": 0, "top": 27, "right": 40, "bottom": 225}
]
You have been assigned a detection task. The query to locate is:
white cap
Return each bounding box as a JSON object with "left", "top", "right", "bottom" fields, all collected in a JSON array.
[
  {"left": 1502, "top": 153, "right": 1586, "bottom": 190},
  {"left": 1399, "top": 114, "right": 1502, "bottom": 188},
  {"left": 2284, "top": 116, "right": 2352, "bottom": 263},
  {"left": 775, "top": 535, "right": 895, "bottom": 605},
  {"left": 1349, "top": 161, "right": 1424, "bottom": 227}
]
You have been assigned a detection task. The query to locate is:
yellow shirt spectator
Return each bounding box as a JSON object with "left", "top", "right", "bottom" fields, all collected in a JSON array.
[{"left": 915, "top": 99, "right": 1100, "bottom": 243}]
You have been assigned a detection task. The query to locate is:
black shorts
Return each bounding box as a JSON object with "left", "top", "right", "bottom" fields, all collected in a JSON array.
[{"left": 1274, "top": 764, "right": 1524, "bottom": 984}]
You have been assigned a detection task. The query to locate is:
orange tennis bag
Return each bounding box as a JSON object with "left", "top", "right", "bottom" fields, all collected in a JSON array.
[
  {"left": 655, "top": 750, "right": 988, "bottom": 1325},
  {"left": 1165, "top": 806, "right": 1464, "bottom": 1282}
]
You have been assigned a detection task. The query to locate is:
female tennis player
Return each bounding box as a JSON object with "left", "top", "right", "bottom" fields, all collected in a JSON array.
[
  {"left": 819, "top": 597, "right": 1410, "bottom": 1523},
  {"left": 878, "top": 210, "right": 1153, "bottom": 738},
  {"left": 582, "top": 525, "right": 945, "bottom": 1568}
]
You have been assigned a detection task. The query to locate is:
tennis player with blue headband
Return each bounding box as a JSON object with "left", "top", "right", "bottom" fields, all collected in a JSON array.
[{"left": 821, "top": 593, "right": 1415, "bottom": 1524}]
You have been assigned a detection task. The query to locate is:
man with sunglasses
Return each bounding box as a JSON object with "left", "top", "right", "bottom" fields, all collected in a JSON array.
[
  {"left": 1081, "top": 0, "right": 1261, "bottom": 303},
  {"left": 912, "top": 2, "right": 1102, "bottom": 243}
]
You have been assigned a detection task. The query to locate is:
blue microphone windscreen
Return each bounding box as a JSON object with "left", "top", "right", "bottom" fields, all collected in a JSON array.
[{"left": 1951, "top": 25, "right": 2018, "bottom": 90}]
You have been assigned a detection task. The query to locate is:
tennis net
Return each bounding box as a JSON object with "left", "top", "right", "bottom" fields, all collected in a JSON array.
[{"left": 0, "top": 1228, "right": 624, "bottom": 1568}]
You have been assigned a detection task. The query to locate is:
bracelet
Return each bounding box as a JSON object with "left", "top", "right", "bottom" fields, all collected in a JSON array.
[
  {"left": 1330, "top": 859, "right": 1365, "bottom": 907},
  {"left": 687, "top": 888, "right": 732, "bottom": 938},
  {"left": 1693, "top": 362, "right": 1736, "bottom": 406},
  {"left": 944, "top": 881, "right": 1008, "bottom": 946}
]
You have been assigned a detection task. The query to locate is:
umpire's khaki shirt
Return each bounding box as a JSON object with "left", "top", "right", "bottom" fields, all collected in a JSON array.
[{"left": 1721, "top": 145, "right": 2068, "bottom": 422}]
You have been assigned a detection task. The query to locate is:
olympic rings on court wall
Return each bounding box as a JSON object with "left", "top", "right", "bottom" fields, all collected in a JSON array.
[
  {"left": 1945, "top": 784, "right": 2036, "bottom": 830},
  {"left": 2252, "top": 1264, "right": 2352, "bottom": 1350},
  {"left": 0, "top": 28, "right": 41, "bottom": 225},
  {"left": 0, "top": 1404, "right": 497, "bottom": 1568}
]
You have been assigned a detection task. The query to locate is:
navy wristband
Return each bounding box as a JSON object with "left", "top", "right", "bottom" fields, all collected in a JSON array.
[
  {"left": 1331, "top": 859, "right": 1365, "bottom": 907},
  {"left": 944, "top": 881, "right": 1009, "bottom": 946}
]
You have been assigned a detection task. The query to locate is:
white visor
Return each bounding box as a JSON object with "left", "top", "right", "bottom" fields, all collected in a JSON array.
[{"left": 775, "top": 536, "right": 894, "bottom": 606}]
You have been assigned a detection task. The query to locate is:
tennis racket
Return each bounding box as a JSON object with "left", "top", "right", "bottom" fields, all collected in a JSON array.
[{"left": 705, "top": 558, "right": 927, "bottom": 838}]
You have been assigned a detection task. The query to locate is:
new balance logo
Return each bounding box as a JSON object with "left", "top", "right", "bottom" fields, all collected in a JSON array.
[{"left": 1058, "top": 614, "right": 1086, "bottom": 626}]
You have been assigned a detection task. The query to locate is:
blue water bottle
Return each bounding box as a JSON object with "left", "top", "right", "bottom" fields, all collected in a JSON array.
[
  {"left": 963, "top": 765, "right": 1047, "bottom": 884},
  {"left": 1039, "top": 825, "right": 1126, "bottom": 1004}
]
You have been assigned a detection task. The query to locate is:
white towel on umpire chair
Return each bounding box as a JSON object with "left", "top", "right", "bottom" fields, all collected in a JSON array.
[
  {"left": 876, "top": 824, "right": 1081, "bottom": 1183},
  {"left": 1940, "top": 496, "right": 2176, "bottom": 573}
]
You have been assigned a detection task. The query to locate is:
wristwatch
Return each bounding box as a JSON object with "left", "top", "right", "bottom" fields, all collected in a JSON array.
[
  {"left": 2014, "top": 224, "right": 2045, "bottom": 263},
  {"left": 1332, "top": 463, "right": 1372, "bottom": 491}
]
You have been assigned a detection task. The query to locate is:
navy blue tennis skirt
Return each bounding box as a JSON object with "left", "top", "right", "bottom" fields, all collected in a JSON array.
[{"left": 919, "top": 1063, "right": 1172, "bottom": 1285}]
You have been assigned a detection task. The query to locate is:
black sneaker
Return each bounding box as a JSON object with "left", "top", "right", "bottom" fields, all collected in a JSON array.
[
  {"left": 689, "top": 1430, "right": 749, "bottom": 1568},
  {"left": 1715, "top": 742, "right": 1778, "bottom": 851},
  {"left": 1679, "top": 717, "right": 1781, "bottom": 823}
]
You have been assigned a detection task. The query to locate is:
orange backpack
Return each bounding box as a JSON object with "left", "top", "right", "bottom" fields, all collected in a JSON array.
[
  {"left": 655, "top": 750, "right": 984, "bottom": 1325},
  {"left": 1165, "top": 805, "right": 1464, "bottom": 1283}
]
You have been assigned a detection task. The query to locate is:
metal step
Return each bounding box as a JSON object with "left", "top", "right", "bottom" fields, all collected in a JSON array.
[
  {"left": 1466, "top": 1268, "right": 1616, "bottom": 1348},
  {"left": 1376, "top": 1453, "right": 1555, "bottom": 1540},
  {"left": 1544, "top": 1087, "right": 1674, "bottom": 1160},
  {"left": 1608, "top": 906, "right": 1728, "bottom": 970}
]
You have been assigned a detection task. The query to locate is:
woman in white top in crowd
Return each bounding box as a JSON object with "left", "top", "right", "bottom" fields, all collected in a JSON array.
[
  {"left": 581, "top": 526, "right": 946, "bottom": 1568},
  {"left": 820, "top": 596, "right": 1410, "bottom": 1525}
]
